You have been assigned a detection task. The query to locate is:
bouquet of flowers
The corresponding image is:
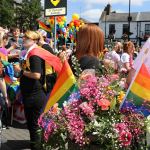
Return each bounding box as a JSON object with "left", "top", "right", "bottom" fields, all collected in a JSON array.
[{"left": 38, "top": 70, "right": 147, "bottom": 150}]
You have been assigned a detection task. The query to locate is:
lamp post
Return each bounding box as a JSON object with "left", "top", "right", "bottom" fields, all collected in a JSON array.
[
  {"left": 105, "top": 12, "right": 107, "bottom": 39},
  {"left": 128, "top": 0, "right": 131, "bottom": 40}
]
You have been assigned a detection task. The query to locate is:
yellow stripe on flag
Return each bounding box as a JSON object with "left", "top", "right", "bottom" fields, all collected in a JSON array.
[
  {"left": 44, "top": 75, "right": 76, "bottom": 112},
  {"left": 131, "top": 82, "right": 150, "bottom": 100},
  {"left": 50, "top": 68, "right": 73, "bottom": 96}
]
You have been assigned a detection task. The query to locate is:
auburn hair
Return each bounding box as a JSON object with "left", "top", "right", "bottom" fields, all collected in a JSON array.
[
  {"left": 123, "top": 41, "right": 134, "bottom": 54},
  {"left": 76, "top": 24, "right": 104, "bottom": 59}
]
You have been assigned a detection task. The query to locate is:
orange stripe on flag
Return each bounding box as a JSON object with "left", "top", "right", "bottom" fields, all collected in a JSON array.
[
  {"left": 50, "top": 68, "right": 73, "bottom": 96},
  {"left": 135, "top": 73, "right": 150, "bottom": 90}
]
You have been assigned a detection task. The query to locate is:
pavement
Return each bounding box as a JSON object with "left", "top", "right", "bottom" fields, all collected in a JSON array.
[{"left": 0, "top": 122, "right": 30, "bottom": 150}]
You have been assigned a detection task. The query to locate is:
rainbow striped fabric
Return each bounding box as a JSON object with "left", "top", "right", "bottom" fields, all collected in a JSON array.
[
  {"left": 44, "top": 60, "right": 78, "bottom": 113},
  {"left": 0, "top": 47, "right": 8, "bottom": 61},
  {"left": 37, "top": 20, "right": 51, "bottom": 33},
  {"left": 120, "top": 39, "right": 150, "bottom": 117},
  {"left": 4, "top": 75, "right": 13, "bottom": 85}
]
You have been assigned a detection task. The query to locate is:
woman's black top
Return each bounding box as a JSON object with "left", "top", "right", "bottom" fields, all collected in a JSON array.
[{"left": 79, "top": 55, "right": 101, "bottom": 71}]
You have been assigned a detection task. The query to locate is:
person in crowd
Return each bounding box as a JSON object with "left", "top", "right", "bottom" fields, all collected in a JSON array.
[
  {"left": 0, "top": 31, "right": 11, "bottom": 129},
  {"left": 14, "top": 31, "right": 46, "bottom": 150},
  {"left": 104, "top": 42, "right": 122, "bottom": 71},
  {"left": 38, "top": 29, "right": 54, "bottom": 54},
  {"left": 120, "top": 41, "right": 135, "bottom": 72},
  {"left": 0, "top": 31, "right": 10, "bottom": 105},
  {"left": 127, "top": 38, "right": 150, "bottom": 85},
  {"left": 9, "top": 27, "right": 23, "bottom": 50},
  {"left": 116, "top": 42, "right": 123, "bottom": 56},
  {"left": 75, "top": 24, "right": 104, "bottom": 71},
  {"left": 5, "top": 27, "right": 23, "bottom": 62}
]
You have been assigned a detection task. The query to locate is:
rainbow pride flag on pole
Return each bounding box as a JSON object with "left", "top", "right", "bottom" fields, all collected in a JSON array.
[
  {"left": 44, "top": 60, "right": 78, "bottom": 113},
  {"left": 37, "top": 20, "right": 51, "bottom": 33},
  {"left": 120, "top": 39, "right": 150, "bottom": 117}
]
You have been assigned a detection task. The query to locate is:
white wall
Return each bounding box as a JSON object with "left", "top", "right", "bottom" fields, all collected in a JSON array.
[
  {"left": 99, "top": 21, "right": 147, "bottom": 39},
  {"left": 140, "top": 22, "right": 150, "bottom": 36}
]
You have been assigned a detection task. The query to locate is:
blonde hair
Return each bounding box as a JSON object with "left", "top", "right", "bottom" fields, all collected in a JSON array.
[
  {"left": 0, "top": 31, "right": 8, "bottom": 47},
  {"left": 24, "top": 31, "right": 40, "bottom": 41}
]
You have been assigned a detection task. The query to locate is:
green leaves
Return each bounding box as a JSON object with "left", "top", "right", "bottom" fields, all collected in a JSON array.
[
  {"left": 0, "top": 0, "right": 15, "bottom": 27},
  {"left": 0, "top": 0, "right": 42, "bottom": 29},
  {"left": 110, "top": 97, "right": 117, "bottom": 110},
  {"left": 16, "top": 0, "right": 42, "bottom": 30}
]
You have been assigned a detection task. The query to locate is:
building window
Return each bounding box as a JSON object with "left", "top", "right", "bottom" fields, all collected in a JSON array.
[
  {"left": 145, "top": 24, "right": 150, "bottom": 35},
  {"left": 109, "top": 24, "right": 115, "bottom": 34},
  {"left": 123, "top": 24, "right": 129, "bottom": 34}
]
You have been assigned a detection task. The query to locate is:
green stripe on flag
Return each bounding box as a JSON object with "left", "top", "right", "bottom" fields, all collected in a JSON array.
[
  {"left": 127, "top": 91, "right": 144, "bottom": 106},
  {"left": 58, "top": 84, "right": 78, "bottom": 107}
]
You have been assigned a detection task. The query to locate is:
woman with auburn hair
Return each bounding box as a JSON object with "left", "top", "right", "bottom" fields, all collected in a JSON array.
[
  {"left": 120, "top": 41, "right": 135, "bottom": 72},
  {"left": 75, "top": 24, "right": 104, "bottom": 70},
  {"left": 14, "top": 30, "right": 46, "bottom": 150}
]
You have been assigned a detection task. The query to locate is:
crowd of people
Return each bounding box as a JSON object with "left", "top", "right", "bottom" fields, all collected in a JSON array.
[{"left": 0, "top": 24, "right": 146, "bottom": 150}]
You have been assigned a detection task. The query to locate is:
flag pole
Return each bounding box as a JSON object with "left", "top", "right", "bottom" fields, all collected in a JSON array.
[{"left": 54, "top": 16, "right": 57, "bottom": 52}]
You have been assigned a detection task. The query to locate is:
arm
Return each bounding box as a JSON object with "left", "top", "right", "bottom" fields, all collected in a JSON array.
[
  {"left": 124, "top": 62, "right": 131, "bottom": 71},
  {"left": 23, "top": 71, "right": 41, "bottom": 80},
  {"left": 127, "top": 68, "right": 136, "bottom": 86}
]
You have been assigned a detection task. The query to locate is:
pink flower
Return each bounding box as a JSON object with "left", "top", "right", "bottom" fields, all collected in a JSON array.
[
  {"left": 38, "top": 113, "right": 44, "bottom": 127},
  {"left": 119, "top": 130, "right": 132, "bottom": 147},
  {"left": 43, "top": 120, "right": 58, "bottom": 142},
  {"left": 115, "top": 123, "right": 127, "bottom": 133},
  {"left": 79, "top": 102, "right": 95, "bottom": 119},
  {"left": 109, "top": 74, "right": 119, "bottom": 81},
  {"left": 97, "top": 99, "right": 110, "bottom": 110}
]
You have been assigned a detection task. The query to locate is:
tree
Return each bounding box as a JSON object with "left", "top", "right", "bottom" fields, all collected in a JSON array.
[
  {"left": 0, "top": 0, "right": 15, "bottom": 27},
  {"left": 16, "top": 0, "right": 42, "bottom": 30}
]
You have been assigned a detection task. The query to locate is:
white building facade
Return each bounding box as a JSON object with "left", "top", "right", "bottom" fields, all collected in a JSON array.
[{"left": 99, "top": 5, "right": 150, "bottom": 43}]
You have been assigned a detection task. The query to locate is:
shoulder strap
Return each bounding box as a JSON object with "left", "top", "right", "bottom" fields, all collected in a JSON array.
[{"left": 27, "top": 48, "right": 62, "bottom": 74}]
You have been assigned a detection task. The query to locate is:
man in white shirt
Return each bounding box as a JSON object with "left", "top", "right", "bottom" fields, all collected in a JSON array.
[{"left": 104, "top": 42, "right": 122, "bottom": 70}]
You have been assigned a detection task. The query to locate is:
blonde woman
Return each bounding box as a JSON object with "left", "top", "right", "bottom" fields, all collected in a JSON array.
[{"left": 14, "top": 31, "right": 46, "bottom": 150}]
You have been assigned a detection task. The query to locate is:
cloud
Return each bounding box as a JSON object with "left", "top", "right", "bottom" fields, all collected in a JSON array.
[
  {"left": 82, "top": 0, "right": 148, "bottom": 6},
  {"left": 81, "top": 9, "right": 102, "bottom": 22}
]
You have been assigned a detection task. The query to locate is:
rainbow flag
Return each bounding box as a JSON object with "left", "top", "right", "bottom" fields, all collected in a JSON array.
[
  {"left": 0, "top": 47, "right": 8, "bottom": 61},
  {"left": 4, "top": 75, "right": 13, "bottom": 85},
  {"left": 120, "top": 39, "right": 150, "bottom": 117},
  {"left": 37, "top": 20, "right": 51, "bottom": 33},
  {"left": 44, "top": 60, "right": 78, "bottom": 113}
]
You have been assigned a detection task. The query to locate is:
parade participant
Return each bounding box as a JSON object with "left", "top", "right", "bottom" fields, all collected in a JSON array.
[
  {"left": 127, "top": 38, "right": 150, "bottom": 85},
  {"left": 14, "top": 31, "right": 46, "bottom": 150},
  {"left": 38, "top": 29, "right": 54, "bottom": 54},
  {"left": 104, "top": 42, "right": 121, "bottom": 71},
  {"left": 120, "top": 41, "right": 135, "bottom": 72},
  {"left": 9, "top": 27, "right": 23, "bottom": 50},
  {"left": 0, "top": 31, "right": 9, "bottom": 105},
  {"left": 0, "top": 31, "right": 10, "bottom": 129},
  {"left": 75, "top": 24, "right": 104, "bottom": 71}
]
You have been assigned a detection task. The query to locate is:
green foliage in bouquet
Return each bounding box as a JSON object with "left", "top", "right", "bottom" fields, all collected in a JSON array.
[{"left": 38, "top": 62, "right": 148, "bottom": 150}]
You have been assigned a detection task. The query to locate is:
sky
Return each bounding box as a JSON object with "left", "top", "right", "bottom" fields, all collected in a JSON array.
[{"left": 41, "top": 0, "right": 150, "bottom": 22}]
